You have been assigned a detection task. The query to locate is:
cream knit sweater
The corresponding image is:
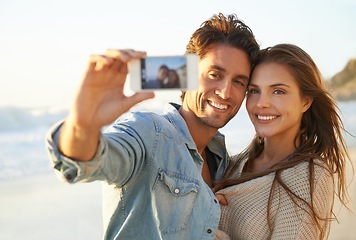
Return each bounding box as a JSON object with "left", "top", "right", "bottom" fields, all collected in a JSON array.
[{"left": 215, "top": 157, "right": 333, "bottom": 240}]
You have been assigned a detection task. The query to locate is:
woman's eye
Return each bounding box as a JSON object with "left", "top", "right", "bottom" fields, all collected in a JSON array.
[
  {"left": 247, "top": 88, "right": 259, "bottom": 94},
  {"left": 274, "top": 89, "right": 285, "bottom": 94}
]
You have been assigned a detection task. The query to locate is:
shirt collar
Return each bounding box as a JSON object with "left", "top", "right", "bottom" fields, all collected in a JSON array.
[
  {"left": 163, "top": 103, "right": 196, "bottom": 149},
  {"left": 163, "top": 103, "right": 227, "bottom": 159}
]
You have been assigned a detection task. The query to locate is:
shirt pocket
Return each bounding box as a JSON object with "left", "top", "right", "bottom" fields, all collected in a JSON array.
[{"left": 152, "top": 168, "right": 200, "bottom": 235}]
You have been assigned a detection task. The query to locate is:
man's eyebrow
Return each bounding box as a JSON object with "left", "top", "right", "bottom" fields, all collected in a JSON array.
[
  {"left": 210, "top": 65, "right": 225, "bottom": 72},
  {"left": 210, "top": 65, "right": 249, "bottom": 81},
  {"left": 235, "top": 74, "right": 249, "bottom": 81}
]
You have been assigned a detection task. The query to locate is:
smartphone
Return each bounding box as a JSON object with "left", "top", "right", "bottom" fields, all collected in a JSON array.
[{"left": 129, "top": 54, "right": 198, "bottom": 91}]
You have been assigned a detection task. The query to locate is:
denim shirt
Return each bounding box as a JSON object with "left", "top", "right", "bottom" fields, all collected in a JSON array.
[{"left": 46, "top": 103, "right": 229, "bottom": 240}]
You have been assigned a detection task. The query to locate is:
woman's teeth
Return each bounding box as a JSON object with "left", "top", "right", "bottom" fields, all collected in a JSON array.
[{"left": 257, "top": 115, "right": 276, "bottom": 120}]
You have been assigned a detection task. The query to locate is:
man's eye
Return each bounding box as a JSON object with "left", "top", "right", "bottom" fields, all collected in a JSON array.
[
  {"left": 234, "top": 79, "right": 247, "bottom": 87},
  {"left": 209, "top": 72, "right": 221, "bottom": 80}
]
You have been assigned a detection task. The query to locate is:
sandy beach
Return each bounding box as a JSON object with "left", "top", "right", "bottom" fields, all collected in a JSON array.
[
  {"left": 0, "top": 175, "right": 103, "bottom": 240},
  {"left": 328, "top": 147, "right": 356, "bottom": 240},
  {"left": 0, "top": 148, "right": 355, "bottom": 240}
]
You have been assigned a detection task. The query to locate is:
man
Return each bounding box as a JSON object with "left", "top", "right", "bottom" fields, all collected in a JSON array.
[{"left": 46, "top": 13, "right": 259, "bottom": 239}]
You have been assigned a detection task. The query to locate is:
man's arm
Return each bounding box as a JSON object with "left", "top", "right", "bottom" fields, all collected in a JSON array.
[{"left": 58, "top": 49, "right": 154, "bottom": 161}]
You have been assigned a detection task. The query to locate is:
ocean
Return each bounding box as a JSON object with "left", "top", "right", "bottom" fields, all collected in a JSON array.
[{"left": 0, "top": 100, "right": 355, "bottom": 181}]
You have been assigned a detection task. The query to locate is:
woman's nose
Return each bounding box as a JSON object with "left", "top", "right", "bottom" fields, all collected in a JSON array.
[{"left": 256, "top": 93, "right": 271, "bottom": 108}]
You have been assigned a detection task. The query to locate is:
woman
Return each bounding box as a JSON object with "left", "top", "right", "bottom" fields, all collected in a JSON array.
[
  {"left": 163, "top": 69, "right": 181, "bottom": 88},
  {"left": 214, "top": 44, "right": 351, "bottom": 240}
]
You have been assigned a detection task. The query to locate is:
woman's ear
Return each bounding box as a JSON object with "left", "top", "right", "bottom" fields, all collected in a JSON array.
[{"left": 302, "top": 96, "right": 313, "bottom": 112}]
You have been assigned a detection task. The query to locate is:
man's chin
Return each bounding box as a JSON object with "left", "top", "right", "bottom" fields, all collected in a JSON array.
[{"left": 201, "top": 117, "right": 230, "bottom": 129}]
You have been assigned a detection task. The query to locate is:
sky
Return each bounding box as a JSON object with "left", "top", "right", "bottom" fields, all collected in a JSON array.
[{"left": 0, "top": 0, "right": 355, "bottom": 108}]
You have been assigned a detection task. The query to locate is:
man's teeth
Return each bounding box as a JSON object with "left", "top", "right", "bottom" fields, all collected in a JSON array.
[
  {"left": 257, "top": 115, "right": 276, "bottom": 120},
  {"left": 210, "top": 101, "right": 228, "bottom": 110}
]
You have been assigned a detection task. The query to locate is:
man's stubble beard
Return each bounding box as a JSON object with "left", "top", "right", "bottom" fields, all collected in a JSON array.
[{"left": 198, "top": 104, "right": 233, "bottom": 129}]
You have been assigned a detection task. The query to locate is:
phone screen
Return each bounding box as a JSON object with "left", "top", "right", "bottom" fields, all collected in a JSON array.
[{"left": 140, "top": 56, "right": 187, "bottom": 90}]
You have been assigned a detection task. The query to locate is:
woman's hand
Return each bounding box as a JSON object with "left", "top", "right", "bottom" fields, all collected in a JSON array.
[{"left": 215, "top": 193, "right": 228, "bottom": 205}]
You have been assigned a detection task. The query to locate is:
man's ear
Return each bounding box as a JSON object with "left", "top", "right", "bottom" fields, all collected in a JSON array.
[{"left": 302, "top": 96, "right": 313, "bottom": 113}]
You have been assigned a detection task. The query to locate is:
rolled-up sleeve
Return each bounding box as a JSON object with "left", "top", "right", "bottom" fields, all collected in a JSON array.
[
  {"left": 45, "top": 121, "right": 107, "bottom": 183},
  {"left": 45, "top": 112, "right": 158, "bottom": 186}
]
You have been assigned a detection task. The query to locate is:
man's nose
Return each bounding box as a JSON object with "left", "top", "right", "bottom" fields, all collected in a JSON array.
[{"left": 214, "top": 80, "right": 231, "bottom": 100}]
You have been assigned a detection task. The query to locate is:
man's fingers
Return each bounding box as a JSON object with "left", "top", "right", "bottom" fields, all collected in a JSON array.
[
  {"left": 87, "top": 54, "right": 114, "bottom": 71},
  {"left": 86, "top": 50, "right": 146, "bottom": 73},
  {"left": 105, "top": 49, "right": 147, "bottom": 62}
]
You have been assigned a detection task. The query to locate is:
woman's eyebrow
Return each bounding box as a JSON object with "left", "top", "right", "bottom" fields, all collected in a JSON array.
[{"left": 248, "top": 83, "right": 290, "bottom": 87}]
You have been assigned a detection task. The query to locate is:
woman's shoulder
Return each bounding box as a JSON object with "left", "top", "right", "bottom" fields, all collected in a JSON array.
[
  {"left": 281, "top": 159, "right": 333, "bottom": 192},
  {"left": 283, "top": 159, "right": 331, "bottom": 177}
]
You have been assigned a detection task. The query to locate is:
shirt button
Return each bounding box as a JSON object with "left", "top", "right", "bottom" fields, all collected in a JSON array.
[
  {"left": 214, "top": 199, "right": 218, "bottom": 204},
  {"left": 174, "top": 188, "right": 180, "bottom": 194},
  {"left": 207, "top": 229, "right": 212, "bottom": 234}
]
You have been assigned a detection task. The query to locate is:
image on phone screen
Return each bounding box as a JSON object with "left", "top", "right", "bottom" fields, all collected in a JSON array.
[{"left": 141, "top": 56, "right": 187, "bottom": 90}]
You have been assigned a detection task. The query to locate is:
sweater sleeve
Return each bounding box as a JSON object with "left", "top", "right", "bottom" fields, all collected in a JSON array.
[{"left": 270, "top": 162, "right": 334, "bottom": 240}]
